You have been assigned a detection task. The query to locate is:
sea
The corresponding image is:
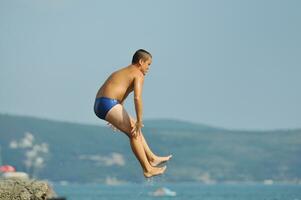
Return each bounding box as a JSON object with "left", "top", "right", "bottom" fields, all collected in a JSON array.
[{"left": 53, "top": 181, "right": 301, "bottom": 200}]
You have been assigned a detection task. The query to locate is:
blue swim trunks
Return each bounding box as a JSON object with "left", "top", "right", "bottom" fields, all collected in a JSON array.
[{"left": 94, "top": 97, "right": 120, "bottom": 120}]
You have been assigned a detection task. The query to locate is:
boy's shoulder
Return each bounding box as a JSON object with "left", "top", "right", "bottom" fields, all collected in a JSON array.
[{"left": 130, "top": 67, "right": 144, "bottom": 79}]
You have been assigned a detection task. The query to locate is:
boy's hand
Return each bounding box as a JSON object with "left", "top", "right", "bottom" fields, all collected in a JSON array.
[{"left": 130, "top": 120, "right": 144, "bottom": 137}]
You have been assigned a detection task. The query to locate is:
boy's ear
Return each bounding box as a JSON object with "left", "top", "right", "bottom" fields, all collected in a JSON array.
[{"left": 138, "top": 59, "right": 144, "bottom": 66}]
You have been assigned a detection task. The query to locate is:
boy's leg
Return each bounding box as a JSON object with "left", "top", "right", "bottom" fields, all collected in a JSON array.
[
  {"left": 104, "top": 104, "right": 166, "bottom": 177},
  {"left": 128, "top": 117, "right": 157, "bottom": 161},
  {"left": 140, "top": 132, "right": 172, "bottom": 166},
  {"left": 129, "top": 117, "right": 172, "bottom": 166}
]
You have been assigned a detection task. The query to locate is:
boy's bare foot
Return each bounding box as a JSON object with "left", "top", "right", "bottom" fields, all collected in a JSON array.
[
  {"left": 150, "top": 155, "right": 172, "bottom": 167},
  {"left": 144, "top": 166, "right": 167, "bottom": 178}
]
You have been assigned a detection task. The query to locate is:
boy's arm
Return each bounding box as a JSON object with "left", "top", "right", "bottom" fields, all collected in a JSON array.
[{"left": 133, "top": 75, "right": 144, "bottom": 124}]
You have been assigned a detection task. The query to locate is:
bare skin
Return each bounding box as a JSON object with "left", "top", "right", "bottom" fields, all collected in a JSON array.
[
  {"left": 96, "top": 57, "right": 172, "bottom": 178},
  {"left": 129, "top": 117, "right": 172, "bottom": 167},
  {"left": 108, "top": 118, "right": 172, "bottom": 167}
]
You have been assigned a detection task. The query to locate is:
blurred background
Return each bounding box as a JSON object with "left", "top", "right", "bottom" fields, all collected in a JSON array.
[{"left": 1, "top": 0, "right": 301, "bottom": 199}]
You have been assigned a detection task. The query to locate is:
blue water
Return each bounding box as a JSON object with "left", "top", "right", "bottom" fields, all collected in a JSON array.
[{"left": 53, "top": 182, "right": 301, "bottom": 200}]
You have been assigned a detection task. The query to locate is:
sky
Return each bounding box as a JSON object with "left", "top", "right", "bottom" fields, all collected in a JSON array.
[{"left": 0, "top": 0, "right": 300, "bottom": 130}]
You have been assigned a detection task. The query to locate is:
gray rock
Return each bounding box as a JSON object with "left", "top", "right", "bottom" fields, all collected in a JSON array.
[{"left": 0, "top": 178, "right": 57, "bottom": 200}]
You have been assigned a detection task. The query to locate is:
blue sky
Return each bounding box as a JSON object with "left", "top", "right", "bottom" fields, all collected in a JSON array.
[{"left": 0, "top": 0, "right": 300, "bottom": 130}]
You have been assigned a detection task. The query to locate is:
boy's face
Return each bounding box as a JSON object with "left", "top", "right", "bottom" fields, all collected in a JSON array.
[{"left": 139, "top": 58, "right": 152, "bottom": 76}]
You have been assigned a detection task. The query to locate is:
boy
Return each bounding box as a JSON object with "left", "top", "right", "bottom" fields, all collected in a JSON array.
[{"left": 94, "top": 49, "right": 172, "bottom": 178}]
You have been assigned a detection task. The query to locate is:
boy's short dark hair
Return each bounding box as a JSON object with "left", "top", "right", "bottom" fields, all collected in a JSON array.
[{"left": 132, "top": 49, "right": 152, "bottom": 64}]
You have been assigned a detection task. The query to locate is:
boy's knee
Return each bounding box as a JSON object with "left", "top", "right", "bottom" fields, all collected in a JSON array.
[{"left": 129, "top": 117, "right": 136, "bottom": 125}]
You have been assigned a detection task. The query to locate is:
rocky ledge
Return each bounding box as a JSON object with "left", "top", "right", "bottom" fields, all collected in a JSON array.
[{"left": 0, "top": 178, "right": 59, "bottom": 200}]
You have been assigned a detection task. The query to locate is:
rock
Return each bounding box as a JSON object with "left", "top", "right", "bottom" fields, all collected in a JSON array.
[{"left": 0, "top": 178, "right": 57, "bottom": 200}]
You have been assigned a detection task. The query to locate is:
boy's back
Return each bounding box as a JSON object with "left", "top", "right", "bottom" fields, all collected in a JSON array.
[{"left": 96, "top": 65, "right": 143, "bottom": 102}]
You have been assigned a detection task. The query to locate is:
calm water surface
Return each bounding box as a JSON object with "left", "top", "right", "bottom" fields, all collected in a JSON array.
[{"left": 53, "top": 182, "right": 301, "bottom": 200}]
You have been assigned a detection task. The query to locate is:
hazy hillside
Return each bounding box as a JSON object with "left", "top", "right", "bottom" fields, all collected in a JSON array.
[{"left": 0, "top": 114, "right": 300, "bottom": 184}]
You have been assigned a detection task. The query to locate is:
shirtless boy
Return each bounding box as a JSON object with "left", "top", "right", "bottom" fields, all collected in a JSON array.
[{"left": 94, "top": 49, "right": 172, "bottom": 178}]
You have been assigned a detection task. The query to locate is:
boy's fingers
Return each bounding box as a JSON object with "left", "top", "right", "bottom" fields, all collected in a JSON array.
[
  {"left": 131, "top": 126, "right": 140, "bottom": 137},
  {"left": 131, "top": 130, "right": 136, "bottom": 137},
  {"left": 131, "top": 129, "right": 137, "bottom": 137}
]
